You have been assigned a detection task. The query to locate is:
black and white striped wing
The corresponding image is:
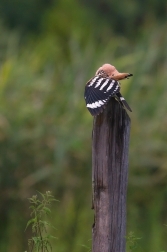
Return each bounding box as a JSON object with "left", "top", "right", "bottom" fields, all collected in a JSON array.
[{"left": 84, "top": 76, "right": 120, "bottom": 116}]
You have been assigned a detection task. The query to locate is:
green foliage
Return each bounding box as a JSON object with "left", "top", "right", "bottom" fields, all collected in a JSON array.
[
  {"left": 126, "top": 231, "right": 141, "bottom": 252},
  {"left": 0, "top": 1, "right": 167, "bottom": 252},
  {"left": 25, "top": 191, "right": 58, "bottom": 252}
]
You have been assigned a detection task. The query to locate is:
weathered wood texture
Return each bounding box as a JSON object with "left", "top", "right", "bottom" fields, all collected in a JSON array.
[{"left": 92, "top": 98, "right": 131, "bottom": 252}]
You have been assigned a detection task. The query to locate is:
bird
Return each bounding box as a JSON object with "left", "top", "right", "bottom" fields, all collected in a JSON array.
[{"left": 84, "top": 63, "right": 133, "bottom": 116}]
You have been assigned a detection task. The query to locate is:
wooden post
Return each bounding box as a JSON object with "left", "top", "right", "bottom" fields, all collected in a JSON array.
[{"left": 92, "top": 98, "right": 130, "bottom": 252}]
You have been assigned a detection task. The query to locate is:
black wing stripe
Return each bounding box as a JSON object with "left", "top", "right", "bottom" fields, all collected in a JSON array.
[
  {"left": 87, "top": 88, "right": 106, "bottom": 111},
  {"left": 87, "top": 76, "right": 101, "bottom": 87},
  {"left": 86, "top": 87, "right": 107, "bottom": 106},
  {"left": 90, "top": 88, "right": 107, "bottom": 115},
  {"left": 94, "top": 78, "right": 106, "bottom": 88},
  {"left": 86, "top": 87, "right": 103, "bottom": 115}
]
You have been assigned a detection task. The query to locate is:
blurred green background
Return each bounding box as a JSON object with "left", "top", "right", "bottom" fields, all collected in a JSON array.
[{"left": 0, "top": 0, "right": 167, "bottom": 251}]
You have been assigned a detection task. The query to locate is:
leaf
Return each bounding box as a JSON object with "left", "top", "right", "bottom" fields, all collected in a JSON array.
[
  {"left": 39, "top": 220, "right": 49, "bottom": 226},
  {"left": 36, "top": 204, "right": 43, "bottom": 210},
  {"left": 36, "top": 190, "right": 46, "bottom": 199},
  {"left": 25, "top": 218, "right": 36, "bottom": 231},
  {"left": 50, "top": 198, "right": 60, "bottom": 202},
  {"left": 47, "top": 235, "right": 57, "bottom": 240},
  {"left": 43, "top": 207, "right": 51, "bottom": 214},
  {"left": 29, "top": 206, "right": 35, "bottom": 210},
  {"left": 32, "top": 236, "right": 40, "bottom": 244}
]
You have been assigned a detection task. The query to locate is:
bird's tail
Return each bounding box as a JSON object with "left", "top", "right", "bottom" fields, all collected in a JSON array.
[{"left": 115, "top": 92, "right": 132, "bottom": 112}]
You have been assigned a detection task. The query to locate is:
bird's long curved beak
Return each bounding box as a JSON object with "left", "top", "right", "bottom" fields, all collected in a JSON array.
[{"left": 112, "top": 73, "right": 133, "bottom": 81}]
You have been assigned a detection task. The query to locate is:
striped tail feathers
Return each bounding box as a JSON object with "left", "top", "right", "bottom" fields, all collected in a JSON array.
[{"left": 115, "top": 92, "right": 132, "bottom": 112}]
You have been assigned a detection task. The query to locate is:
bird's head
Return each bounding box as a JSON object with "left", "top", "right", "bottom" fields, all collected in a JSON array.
[{"left": 96, "top": 63, "right": 133, "bottom": 80}]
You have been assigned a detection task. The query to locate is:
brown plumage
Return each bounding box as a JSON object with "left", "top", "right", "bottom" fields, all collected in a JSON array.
[{"left": 96, "top": 64, "right": 133, "bottom": 81}]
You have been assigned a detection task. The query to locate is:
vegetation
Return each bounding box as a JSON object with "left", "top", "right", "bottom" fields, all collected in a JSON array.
[
  {"left": 25, "top": 191, "right": 57, "bottom": 252},
  {"left": 126, "top": 232, "right": 141, "bottom": 252},
  {"left": 0, "top": 0, "right": 167, "bottom": 251}
]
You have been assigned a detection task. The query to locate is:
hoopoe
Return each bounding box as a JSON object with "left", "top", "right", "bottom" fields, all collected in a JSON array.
[{"left": 84, "top": 63, "right": 133, "bottom": 116}]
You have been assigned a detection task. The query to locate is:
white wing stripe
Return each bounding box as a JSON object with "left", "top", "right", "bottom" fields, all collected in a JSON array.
[
  {"left": 106, "top": 83, "right": 114, "bottom": 91},
  {"left": 87, "top": 100, "right": 105, "bottom": 109},
  {"left": 87, "top": 103, "right": 96, "bottom": 109},
  {"left": 88, "top": 76, "right": 99, "bottom": 86},
  {"left": 94, "top": 78, "right": 104, "bottom": 88},
  {"left": 98, "top": 100, "right": 104, "bottom": 105},
  {"left": 99, "top": 79, "right": 110, "bottom": 90}
]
